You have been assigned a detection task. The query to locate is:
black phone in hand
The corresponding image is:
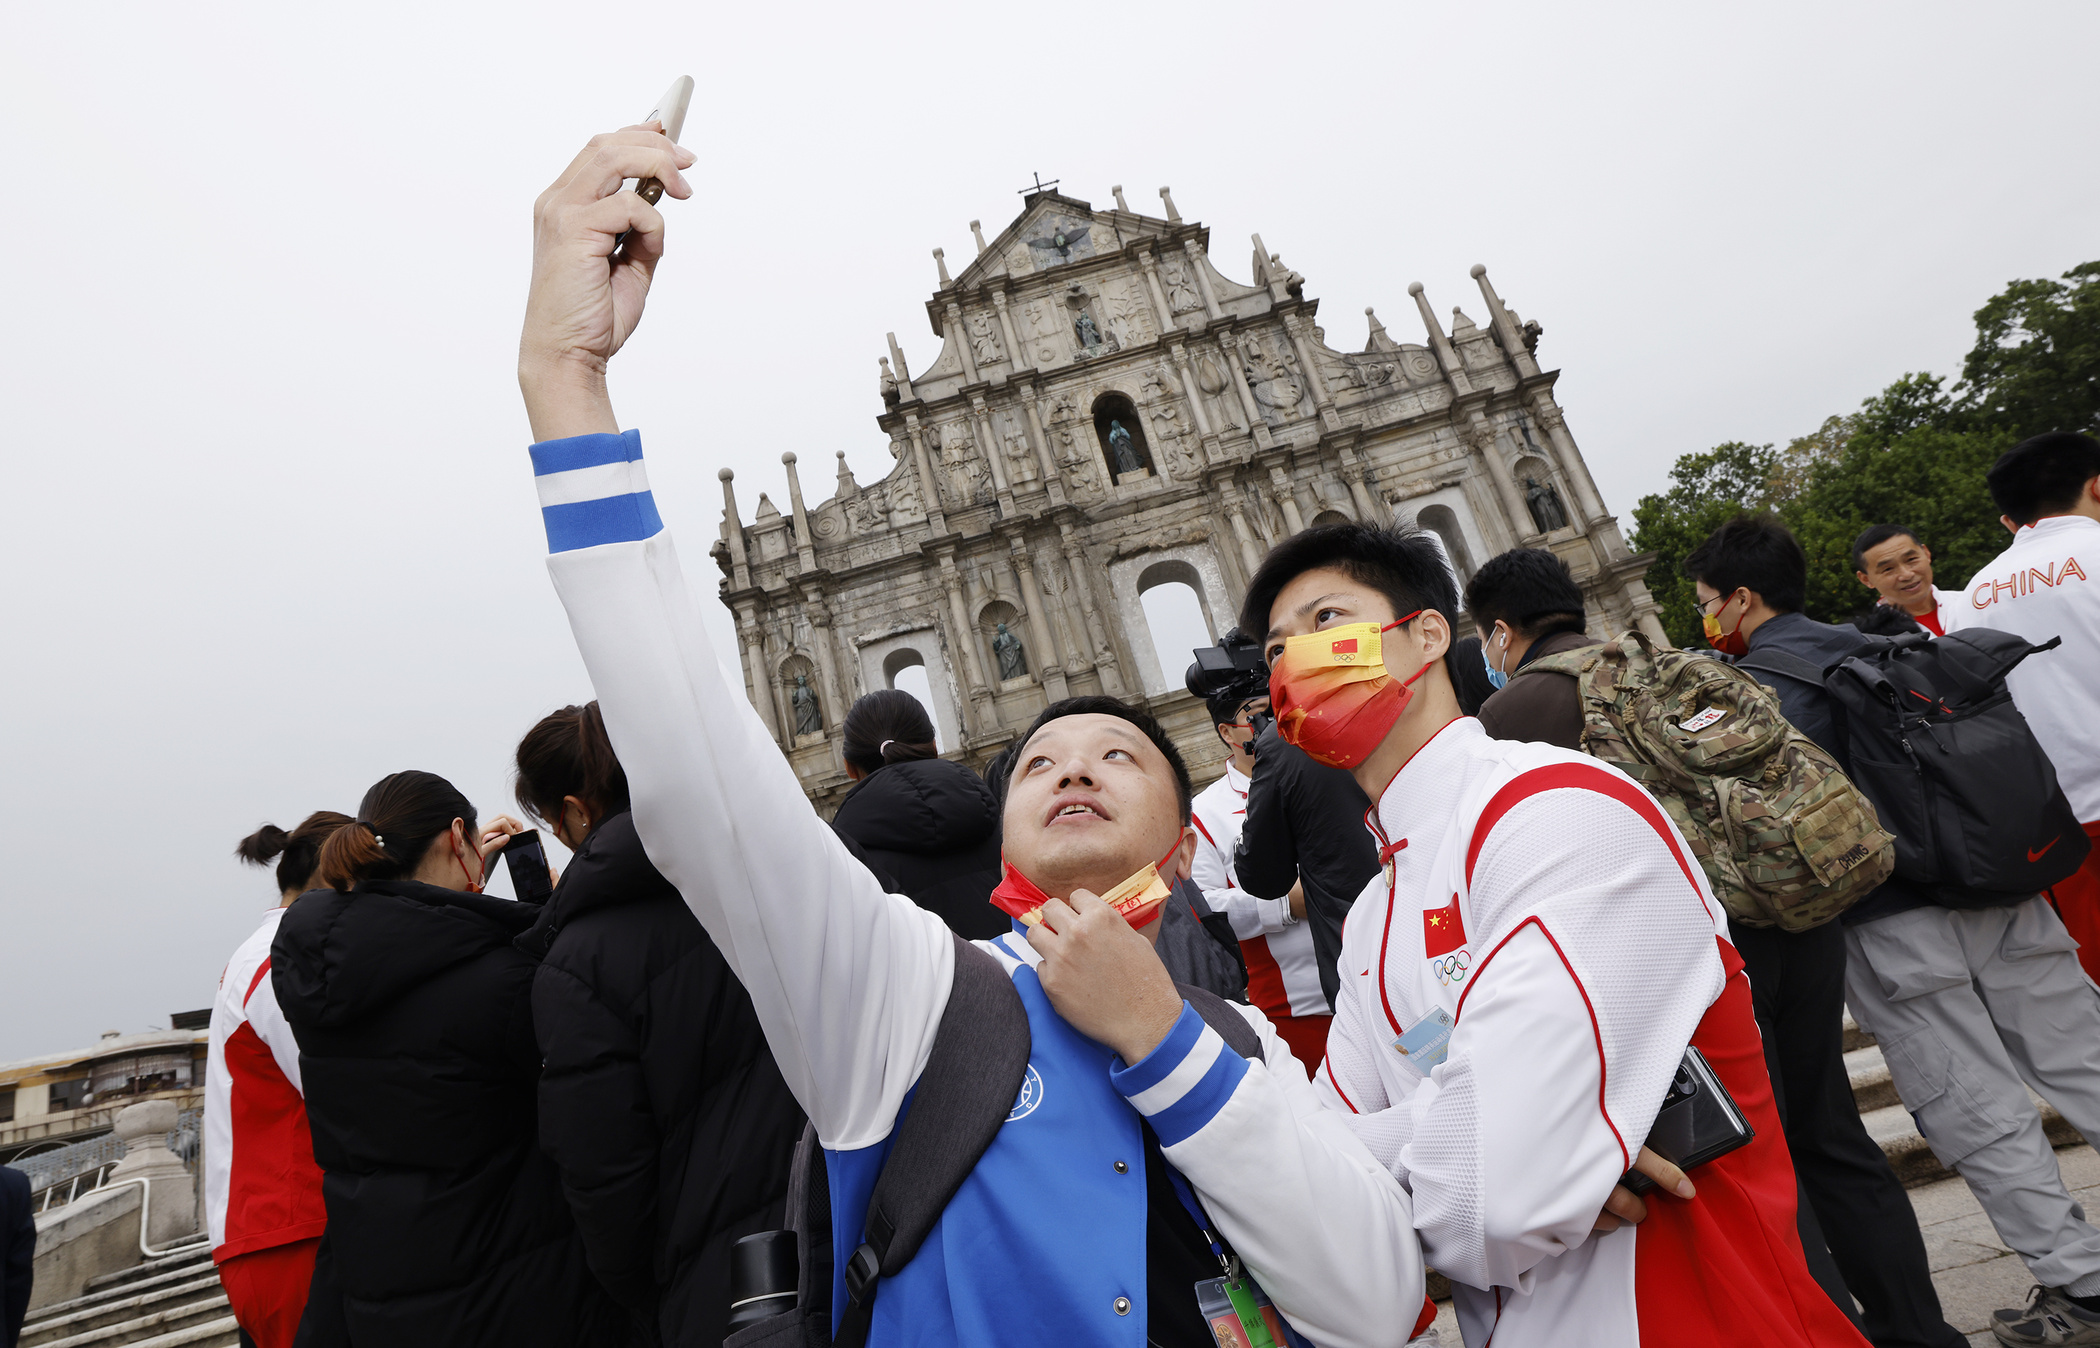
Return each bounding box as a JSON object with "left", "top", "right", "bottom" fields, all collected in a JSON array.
[
  {"left": 494, "top": 829, "right": 554, "bottom": 906},
  {"left": 1621, "top": 1046, "right": 1755, "bottom": 1195}
]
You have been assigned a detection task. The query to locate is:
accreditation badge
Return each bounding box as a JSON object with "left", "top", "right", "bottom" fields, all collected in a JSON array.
[{"left": 1195, "top": 1273, "right": 1313, "bottom": 1348}]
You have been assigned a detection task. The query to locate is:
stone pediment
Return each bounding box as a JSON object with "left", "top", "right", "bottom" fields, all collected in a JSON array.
[{"left": 950, "top": 191, "right": 1175, "bottom": 294}]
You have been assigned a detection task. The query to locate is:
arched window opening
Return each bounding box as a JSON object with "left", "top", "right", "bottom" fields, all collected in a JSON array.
[
  {"left": 1415, "top": 506, "right": 1472, "bottom": 611},
  {"left": 1092, "top": 393, "right": 1154, "bottom": 483},
  {"left": 883, "top": 651, "right": 946, "bottom": 754},
  {"left": 1134, "top": 558, "right": 1215, "bottom": 693}
]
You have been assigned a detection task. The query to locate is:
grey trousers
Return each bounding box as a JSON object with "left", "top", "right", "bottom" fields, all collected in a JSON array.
[{"left": 1845, "top": 897, "right": 2100, "bottom": 1291}]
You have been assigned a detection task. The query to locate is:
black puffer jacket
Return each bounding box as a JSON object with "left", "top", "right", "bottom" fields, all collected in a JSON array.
[
  {"left": 516, "top": 812, "right": 804, "bottom": 1348},
  {"left": 272, "top": 881, "right": 624, "bottom": 1348},
  {"left": 829, "top": 758, "right": 1007, "bottom": 939}
]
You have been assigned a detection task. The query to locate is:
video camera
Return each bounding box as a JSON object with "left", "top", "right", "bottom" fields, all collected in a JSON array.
[{"left": 1185, "top": 628, "right": 1274, "bottom": 740}]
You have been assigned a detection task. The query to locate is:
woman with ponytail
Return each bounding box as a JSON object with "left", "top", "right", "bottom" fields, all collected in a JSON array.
[
  {"left": 513, "top": 703, "right": 803, "bottom": 1347},
  {"left": 269, "top": 772, "right": 625, "bottom": 1348},
  {"left": 827, "top": 689, "right": 1006, "bottom": 939},
  {"left": 204, "top": 811, "right": 348, "bottom": 1348}
]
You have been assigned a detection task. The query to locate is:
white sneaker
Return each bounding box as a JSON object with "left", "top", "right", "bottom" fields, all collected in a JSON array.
[{"left": 1993, "top": 1286, "right": 2100, "bottom": 1346}]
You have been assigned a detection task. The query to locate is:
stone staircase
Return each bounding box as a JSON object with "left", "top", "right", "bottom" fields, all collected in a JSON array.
[
  {"left": 19, "top": 1245, "right": 237, "bottom": 1348},
  {"left": 1844, "top": 1013, "right": 2085, "bottom": 1188}
]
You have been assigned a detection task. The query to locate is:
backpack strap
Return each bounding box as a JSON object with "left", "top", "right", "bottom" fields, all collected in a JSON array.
[
  {"left": 834, "top": 934, "right": 1031, "bottom": 1348},
  {"left": 1176, "top": 982, "right": 1265, "bottom": 1062},
  {"left": 1735, "top": 648, "right": 1832, "bottom": 688}
]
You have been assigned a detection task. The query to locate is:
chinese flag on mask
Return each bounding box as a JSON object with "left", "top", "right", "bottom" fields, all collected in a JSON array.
[{"left": 1422, "top": 895, "right": 1466, "bottom": 958}]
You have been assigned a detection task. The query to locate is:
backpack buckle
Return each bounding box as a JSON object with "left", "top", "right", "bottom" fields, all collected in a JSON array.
[{"left": 845, "top": 1242, "right": 881, "bottom": 1303}]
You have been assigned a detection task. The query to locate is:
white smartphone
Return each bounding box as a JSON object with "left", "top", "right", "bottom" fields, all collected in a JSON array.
[{"left": 635, "top": 75, "right": 694, "bottom": 207}]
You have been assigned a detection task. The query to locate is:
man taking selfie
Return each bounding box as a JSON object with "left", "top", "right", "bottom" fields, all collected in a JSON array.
[
  {"left": 511, "top": 121, "right": 1424, "bottom": 1348},
  {"left": 1244, "top": 522, "right": 1868, "bottom": 1346}
]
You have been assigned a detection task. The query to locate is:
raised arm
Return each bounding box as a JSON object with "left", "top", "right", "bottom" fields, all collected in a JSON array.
[{"left": 520, "top": 129, "right": 951, "bottom": 1150}]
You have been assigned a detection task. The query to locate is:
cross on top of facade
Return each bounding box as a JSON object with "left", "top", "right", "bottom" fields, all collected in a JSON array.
[{"left": 1017, "top": 172, "right": 1060, "bottom": 197}]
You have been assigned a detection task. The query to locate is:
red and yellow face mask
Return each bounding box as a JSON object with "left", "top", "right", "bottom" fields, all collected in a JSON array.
[
  {"left": 989, "top": 839, "right": 1184, "bottom": 931},
  {"left": 1268, "top": 615, "right": 1430, "bottom": 769}
]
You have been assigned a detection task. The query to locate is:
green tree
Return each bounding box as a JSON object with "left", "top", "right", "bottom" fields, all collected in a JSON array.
[
  {"left": 1956, "top": 261, "right": 2100, "bottom": 439},
  {"left": 1630, "top": 441, "right": 1780, "bottom": 645},
  {"left": 1630, "top": 264, "right": 2098, "bottom": 643}
]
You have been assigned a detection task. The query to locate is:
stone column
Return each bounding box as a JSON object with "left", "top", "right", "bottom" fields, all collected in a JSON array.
[
  {"left": 1184, "top": 239, "right": 1225, "bottom": 320},
  {"left": 1470, "top": 264, "right": 1541, "bottom": 379},
  {"left": 804, "top": 592, "right": 847, "bottom": 729},
  {"left": 1529, "top": 395, "right": 1612, "bottom": 530},
  {"left": 1282, "top": 313, "right": 1332, "bottom": 409},
  {"left": 108, "top": 1100, "right": 197, "bottom": 1246},
  {"left": 1339, "top": 447, "right": 1384, "bottom": 523},
  {"left": 1059, "top": 524, "right": 1124, "bottom": 696},
  {"left": 1138, "top": 249, "right": 1177, "bottom": 332},
  {"left": 1011, "top": 538, "right": 1070, "bottom": 701},
  {"left": 1227, "top": 499, "right": 1265, "bottom": 575},
  {"left": 1469, "top": 416, "right": 1539, "bottom": 543},
  {"left": 719, "top": 469, "right": 751, "bottom": 590},
  {"left": 1220, "top": 334, "right": 1264, "bottom": 431},
  {"left": 941, "top": 555, "right": 990, "bottom": 701},
  {"left": 971, "top": 395, "right": 1013, "bottom": 515},
  {"left": 781, "top": 452, "right": 816, "bottom": 571},
  {"left": 1408, "top": 282, "right": 1475, "bottom": 396},
  {"left": 1168, "top": 345, "right": 1214, "bottom": 437},
  {"left": 992, "top": 291, "right": 1030, "bottom": 372},
  {"left": 946, "top": 301, "right": 979, "bottom": 384},
  {"left": 905, "top": 415, "right": 946, "bottom": 534},
  {"left": 735, "top": 605, "right": 782, "bottom": 743},
  {"left": 1022, "top": 391, "right": 1067, "bottom": 506},
  {"left": 1269, "top": 465, "right": 1307, "bottom": 535},
  {"left": 1041, "top": 546, "right": 1091, "bottom": 675}
]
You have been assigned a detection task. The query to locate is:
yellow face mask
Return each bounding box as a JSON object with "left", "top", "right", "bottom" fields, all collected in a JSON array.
[
  {"left": 988, "top": 839, "right": 1181, "bottom": 930},
  {"left": 1267, "top": 615, "right": 1427, "bottom": 768}
]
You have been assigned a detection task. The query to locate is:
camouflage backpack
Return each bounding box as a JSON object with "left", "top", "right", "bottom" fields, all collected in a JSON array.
[{"left": 1528, "top": 629, "right": 1895, "bottom": 930}]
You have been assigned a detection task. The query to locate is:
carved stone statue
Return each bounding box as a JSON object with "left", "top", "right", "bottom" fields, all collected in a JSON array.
[
  {"left": 968, "top": 311, "right": 1004, "bottom": 365},
  {"left": 993, "top": 622, "right": 1027, "bottom": 680},
  {"left": 1162, "top": 260, "right": 1200, "bottom": 312},
  {"left": 1074, "top": 311, "right": 1103, "bottom": 349},
  {"left": 791, "top": 673, "right": 822, "bottom": 736},
  {"left": 1525, "top": 476, "right": 1570, "bottom": 533},
  {"left": 1107, "top": 420, "right": 1144, "bottom": 475}
]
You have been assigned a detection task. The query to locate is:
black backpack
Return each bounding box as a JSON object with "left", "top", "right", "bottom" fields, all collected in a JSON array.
[
  {"left": 724, "top": 933, "right": 1264, "bottom": 1348},
  {"left": 1750, "top": 629, "right": 2089, "bottom": 906}
]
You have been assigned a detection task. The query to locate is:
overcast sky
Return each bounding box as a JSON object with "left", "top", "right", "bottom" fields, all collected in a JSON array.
[{"left": 2, "top": 1, "right": 2093, "bottom": 1062}]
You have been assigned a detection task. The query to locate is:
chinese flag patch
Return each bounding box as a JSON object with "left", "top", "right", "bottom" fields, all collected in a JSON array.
[
  {"left": 1331, "top": 637, "right": 1359, "bottom": 655},
  {"left": 1422, "top": 895, "right": 1466, "bottom": 957}
]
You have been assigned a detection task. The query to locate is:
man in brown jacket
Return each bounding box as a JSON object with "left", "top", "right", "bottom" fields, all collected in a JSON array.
[{"left": 1466, "top": 548, "right": 1594, "bottom": 748}]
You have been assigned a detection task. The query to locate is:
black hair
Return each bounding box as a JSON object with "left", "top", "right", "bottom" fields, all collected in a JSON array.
[
  {"left": 1683, "top": 513, "right": 1807, "bottom": 615},
  {"left": 237, "top": 810, "right": 355, "bottom": 895},
  {"left": 1239, "top": 521, "right": 1467, "bottom": 691},
  {"left": 1205, "top": 689, "right": 1262, "bottom": 727},
  {"left": 1850, "top": 524, "right": 1922, "bottom": 574},
  {"left": 1463, "top": 548, "right": 1587, "bottom": 639},
  {"left": 842, "top": 689, "right": 939, "bottom": 775},
  {"left": 1004, "top": 695, "right": 1193, "bottom": 820},
  {"left": 1988, "top": 432, "right": 2100, "bottom": 526},
  {"left": 981, "top": 742, "right": 1020, "bottom": 810},
  {"left": 1240, "top": 522, "right": 1459, "bottom": 642},
  {"left": 514, "top": 702, "right": 630, "bottom": 829},
  {"left": 1447, "top": 635, "right": 1498, "bottom": 717},
  {"left": 314, "top": 770, "right": 477, "bottom": 893}
]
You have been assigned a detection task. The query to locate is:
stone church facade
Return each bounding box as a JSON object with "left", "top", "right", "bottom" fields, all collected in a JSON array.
[{"left": 710, "top": 185, "right": 1665, "bottom": 814}]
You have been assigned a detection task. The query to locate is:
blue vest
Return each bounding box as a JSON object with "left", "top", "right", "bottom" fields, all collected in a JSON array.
[{"left": 824, "top": 936, "right": 1153, "bottom": 1346}]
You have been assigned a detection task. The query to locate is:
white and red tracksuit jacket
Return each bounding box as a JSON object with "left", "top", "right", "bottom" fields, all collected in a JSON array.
[
  {"left": 1189, "top": 765, "right": 1328, "bottom": 1020},
  {"left": 1319, "top": 717, "right": 1866, "bottom": 1347},
  {"left": 1956, "top": 515, "right": 2100, "bottom": 823},
  {"left": 204, "top": 908, "right": 327, "bottom": 1262}
]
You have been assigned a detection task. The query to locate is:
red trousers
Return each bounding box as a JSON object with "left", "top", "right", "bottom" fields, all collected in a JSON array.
[
  {"left": 2047, "top": 823, "right": 2100, "bottom": 986},
  {"left": 1268, "top": 1012, "right": 1332, "bottom": 1080},
  {"left": 216, "top": 1236, "right": 320, "bottom": 1348}
]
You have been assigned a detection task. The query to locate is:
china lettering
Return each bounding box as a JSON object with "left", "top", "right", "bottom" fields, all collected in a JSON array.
[{"left": 1432, "top": 951, "right": 1470, "bottom": 985}]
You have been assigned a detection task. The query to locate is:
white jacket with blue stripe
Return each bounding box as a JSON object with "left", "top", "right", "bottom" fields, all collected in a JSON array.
[{"left": 529, "top": 430, "right": 1423, "bottom": 1348}]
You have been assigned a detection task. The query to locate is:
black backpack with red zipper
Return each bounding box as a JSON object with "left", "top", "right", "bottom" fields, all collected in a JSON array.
[{"left": 1755, "top": 627, "right": 2090, "bottom": 905}]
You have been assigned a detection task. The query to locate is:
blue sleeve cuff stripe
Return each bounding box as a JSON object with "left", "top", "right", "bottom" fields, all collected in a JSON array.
[
  {"left": 530, "top": 428, "right": 642, "bottom": 476},
  {"left": 1147, "top": 1047, "right": 1248, "bottom": 1147},
  {"left": 1110, "top": 1003, "right": 1207, "bottom": 1097},
  {"left": 542, "top": 491, "right": 664, "bottom": 553}
]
